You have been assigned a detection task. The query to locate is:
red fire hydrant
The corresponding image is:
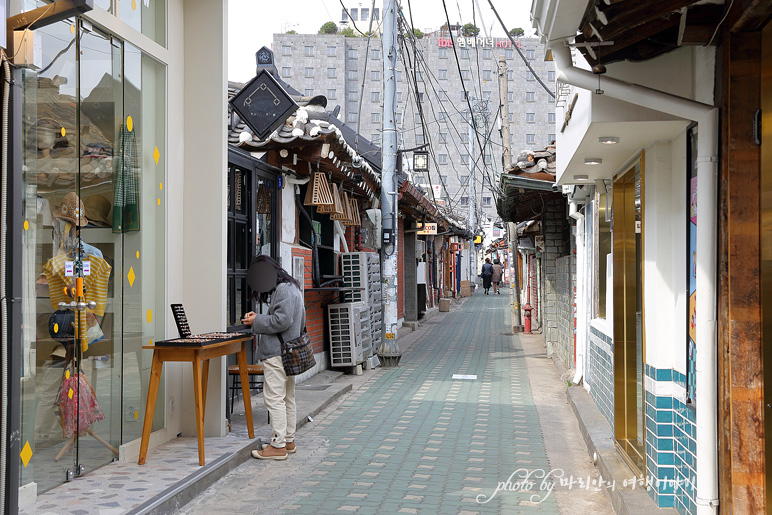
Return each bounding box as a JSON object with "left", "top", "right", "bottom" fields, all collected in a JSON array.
[{"left": 523, "top": 304, "right": 533, "bottom": 334}]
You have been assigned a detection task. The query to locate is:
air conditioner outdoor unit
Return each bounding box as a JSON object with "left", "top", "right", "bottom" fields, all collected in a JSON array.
[{"left": 328, "top": 302, "right": 366, "bottom": 367}]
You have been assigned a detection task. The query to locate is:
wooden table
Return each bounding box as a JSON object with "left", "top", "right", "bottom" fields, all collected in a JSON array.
[{"left": 138, "top": 334, "right": 256, "bottom": 466}]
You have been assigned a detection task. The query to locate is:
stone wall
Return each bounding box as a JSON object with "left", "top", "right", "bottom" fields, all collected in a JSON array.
[
  {"left": 541, "top": 199, "right": 573, "bottom": 369},
  {"left": 554, "top": 255, "right": 575, "bottom": 369}
]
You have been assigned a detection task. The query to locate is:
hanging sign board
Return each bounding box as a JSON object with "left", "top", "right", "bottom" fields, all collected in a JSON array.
[
  {"left": 229, "top": 68, "right": 298, "bottom": 141},
  {"left": 417, "top": 223, "right": 437, "bottom": 235}
]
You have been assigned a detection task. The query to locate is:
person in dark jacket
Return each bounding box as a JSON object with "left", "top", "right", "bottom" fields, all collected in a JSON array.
[
  {"left": 242, "top": 255, "right": 306, "bottom": 460},
  {"left": 481, "top": 258, "right": 494, "bottom": 295}
]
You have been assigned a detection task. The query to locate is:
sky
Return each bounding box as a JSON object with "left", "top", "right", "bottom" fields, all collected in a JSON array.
[{"left": 228, "top": 0, "right": 537, "bottom": 82}]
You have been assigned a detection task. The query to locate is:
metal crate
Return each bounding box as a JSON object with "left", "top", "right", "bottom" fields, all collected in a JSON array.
[{"left": 328, "top": 302, "right": 365, "bottom": 367}]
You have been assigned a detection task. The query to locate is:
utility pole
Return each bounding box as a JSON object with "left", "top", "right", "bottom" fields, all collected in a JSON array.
[
  {"left": 378, "top": 0, "right": 401, "bottom": 366},
  {"left": 467, "top": 101, "right": 476, "bottom": 286},
  {"left": 498, "top": 56, "right": 522, "bottom": 331}
]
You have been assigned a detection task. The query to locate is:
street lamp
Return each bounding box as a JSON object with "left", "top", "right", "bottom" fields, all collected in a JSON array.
[{"left": 413, "top": 150, "right": 429, "bottom": 172}]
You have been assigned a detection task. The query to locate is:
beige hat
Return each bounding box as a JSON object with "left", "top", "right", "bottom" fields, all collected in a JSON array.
[
  {"left": 84, "top": 194, "right": 112, "bottom": 227},
  {"left": 53, "top": 192, "right": 88, "bottom": 227}
]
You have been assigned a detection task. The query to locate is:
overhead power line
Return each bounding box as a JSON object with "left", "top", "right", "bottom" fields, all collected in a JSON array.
[{"left": 486, "top": 0, "right": 555, "bottom": 99}]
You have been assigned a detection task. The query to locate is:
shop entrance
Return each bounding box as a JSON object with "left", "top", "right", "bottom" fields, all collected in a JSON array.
[
  {"left": 19, "top": 17, "right": 166, "bottom": 494},
  {"left": 613, "top": 158, "right": 645, "bottom": 475}
]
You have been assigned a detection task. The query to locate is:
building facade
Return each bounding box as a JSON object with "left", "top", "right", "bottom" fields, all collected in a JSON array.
[
  {"left": 272, "top": 32, "right": 556, "bottom": 226},
  {"left": 2, "top": 1, "right": 233, "bottom": 510}
]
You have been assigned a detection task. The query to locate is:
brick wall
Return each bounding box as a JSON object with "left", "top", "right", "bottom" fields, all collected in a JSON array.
[
  {"left": 345, "top": 225, "right": 376, "bottom": 253},
  {"left": 291, "top": 247, "right": 337, "bottom": 355}
]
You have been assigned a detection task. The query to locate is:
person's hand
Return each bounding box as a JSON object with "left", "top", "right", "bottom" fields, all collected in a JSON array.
[{"left": 242, "top": 311, "right": 256, "bottom": 326}]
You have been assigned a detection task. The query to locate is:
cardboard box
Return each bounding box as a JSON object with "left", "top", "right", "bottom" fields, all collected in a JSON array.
[{"left": 439, "top": 298, "right": 451, "bottom": 312}]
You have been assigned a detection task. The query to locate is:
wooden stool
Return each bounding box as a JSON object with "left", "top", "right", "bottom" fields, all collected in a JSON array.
[{"left": 229, "top": 363, "right": 264, "bottom": 416}]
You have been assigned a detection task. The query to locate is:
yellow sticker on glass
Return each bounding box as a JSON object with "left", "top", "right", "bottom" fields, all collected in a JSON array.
[
  {"left": 70, "top": 25, "right": 75, "bottom": 34},
  {"left": 159, "top": 182, "right": 163, "bottom": 190},
  {"left": 147, "top": 309, "right": 152, "bottom": 324},
  {"left": 132, "top": 0, "right": 137, "bottom": 10},
  {"left": 157, "top": 198, "right": 161, "bottom": 205},
  {"left": 20, "top": 442, "right": 32, "bottom": 468},
  {"left": 23, "top": 220, "right": 29, "bottom": 231},
  {"left": 127, "top": 115, "right": 134, "bottom": 132},
  {"left": 65, "top": 369, "right": 70, "bottom": 380},
  {"left": 136, "top": 251, "right": 140, "bottom": 259},
  {"left": 61, "top": 127, "right": 66, "bottom": 137},
  {"left": 154, "top": 147, "right": 160, "bottom": 165},
  {"left": 68, "top": 388, "right": 74, "bottom": 399}
]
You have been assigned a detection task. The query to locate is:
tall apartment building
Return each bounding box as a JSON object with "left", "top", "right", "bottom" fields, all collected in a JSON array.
[{"left": 273, "top": 31, "right": 556, "bottom": 224}]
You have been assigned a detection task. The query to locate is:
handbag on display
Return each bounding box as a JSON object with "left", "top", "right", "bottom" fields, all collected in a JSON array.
[{"left": 277, "top": 328, "right": 315, "bottom": 376}]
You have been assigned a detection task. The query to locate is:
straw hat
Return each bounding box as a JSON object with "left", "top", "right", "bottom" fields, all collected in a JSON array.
[
  {"left": 53, "top": 192, "right": 88, "bottom": 227},
  {"left": 84, "top": 194, "right": 112, "bottom": 227}
]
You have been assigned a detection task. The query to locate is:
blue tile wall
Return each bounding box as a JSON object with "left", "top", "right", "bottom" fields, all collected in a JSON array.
[
  {"left": 645, "top": 365, "right": 697, "bottom": 515},
  {"left": 587, "top": 325, "right": 614, "bottom": 428}
]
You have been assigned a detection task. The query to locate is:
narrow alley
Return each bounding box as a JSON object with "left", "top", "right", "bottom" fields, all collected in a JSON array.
[{"left": 178, "top": 291, "right": 614, "bottom": 514}]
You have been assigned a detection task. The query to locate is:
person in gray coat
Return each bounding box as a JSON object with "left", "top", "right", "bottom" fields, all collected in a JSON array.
[{"left": 242, "top": 255, "right": 306, "bottom": 460}]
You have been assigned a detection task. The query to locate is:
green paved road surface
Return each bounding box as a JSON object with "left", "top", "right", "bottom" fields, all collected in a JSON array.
[{"left": 290, "top": 292, "right": 558, "bottom": 514}]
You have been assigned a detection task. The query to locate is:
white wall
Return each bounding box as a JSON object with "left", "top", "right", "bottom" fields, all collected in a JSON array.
[
  {"left": 643, "top": 137, "right": 688, "bottom": 376},
  {"left": 179, "top": 0, "right": 229, "bottom": 438}
]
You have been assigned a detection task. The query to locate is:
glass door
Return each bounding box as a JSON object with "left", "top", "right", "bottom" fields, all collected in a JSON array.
[
  {"left": 19, "top": 18, "right": 124, "bottom": 492},
  {"left": 613, "top": 159, "right": 645, "bottom": 474},
  {"left": 76, "top": 23, "right": 123, "bottom": 475}
]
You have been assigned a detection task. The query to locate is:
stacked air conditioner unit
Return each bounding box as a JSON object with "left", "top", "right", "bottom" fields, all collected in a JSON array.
[
  {"left": 327, "top": 302, "right": 367, "bottom": 367},
  {"left": 341, "top": 252, "right": 382, "bottom": 357}
]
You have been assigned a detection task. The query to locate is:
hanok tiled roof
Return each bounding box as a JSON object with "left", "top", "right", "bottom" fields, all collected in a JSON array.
[
  {"left": 227, "top": 81, "right": 381, "bottom": 200},
  {"left": 497, "top": 144, "right": 562, "bottom": 223}
]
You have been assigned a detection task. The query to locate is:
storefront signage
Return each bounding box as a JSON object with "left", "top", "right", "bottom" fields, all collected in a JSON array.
[
  {"left": 417, "top": 223, "right": 437, "bottom": 235},
  {"left": 437, "top": 37, "right": 522, "bottom": 49}
]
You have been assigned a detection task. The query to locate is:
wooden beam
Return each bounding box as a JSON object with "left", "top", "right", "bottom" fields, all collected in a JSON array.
[
  {"left": 728, "top": 0, "right": 772, "bottom": 33},
  {"left": 584, "top": 0, "right": 700, "bottom": 42},
  {"left": 719, "top": 30, "right": 765, "bottom": 514}
]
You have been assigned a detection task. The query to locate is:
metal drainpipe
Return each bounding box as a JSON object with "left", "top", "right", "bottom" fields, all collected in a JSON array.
[{"left": 552, "top": 44, "right": 719, "bottom": 512}]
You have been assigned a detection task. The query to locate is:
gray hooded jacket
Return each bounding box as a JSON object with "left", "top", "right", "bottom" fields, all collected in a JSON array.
[{"left": 251, "top": 282, "right": 306, "bottom": 361}]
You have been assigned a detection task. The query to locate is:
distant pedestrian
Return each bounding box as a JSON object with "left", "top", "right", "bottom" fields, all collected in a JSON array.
[
  {"left": 481, "top": 258, "right": 494, "bottom": 295},
  {"left": 242, "top": 255, "right": 305, "bottom": 461},
  {"left": 492, "top": 259, "right": 503, "bottom": 295}
]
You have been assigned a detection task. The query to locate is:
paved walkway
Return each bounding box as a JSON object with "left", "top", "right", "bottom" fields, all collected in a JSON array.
[{"left": 179, "top": 291, "right": 614, "bottom": 514}]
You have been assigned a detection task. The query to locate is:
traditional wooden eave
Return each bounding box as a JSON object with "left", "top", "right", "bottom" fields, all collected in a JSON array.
[{"left": 575, "top": 0, "right": 729, "bottom": 67}]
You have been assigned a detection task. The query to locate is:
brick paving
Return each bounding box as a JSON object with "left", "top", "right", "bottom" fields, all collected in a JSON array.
[
  {"left": 181, "top": 291, "right": 588, "bottom": 514},
  {"left": 297, "top": 294, "right": 555, "bottom": 514}
]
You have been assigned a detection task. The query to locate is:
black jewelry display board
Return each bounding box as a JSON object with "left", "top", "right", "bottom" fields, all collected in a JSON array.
[{"left": 170, "top": 304, "right": 192, "bottom": 338}]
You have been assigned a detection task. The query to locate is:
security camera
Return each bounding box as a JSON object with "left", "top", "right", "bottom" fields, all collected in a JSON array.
[{"left": 551, "top": 184, "right": 560, "bottom": 192}]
